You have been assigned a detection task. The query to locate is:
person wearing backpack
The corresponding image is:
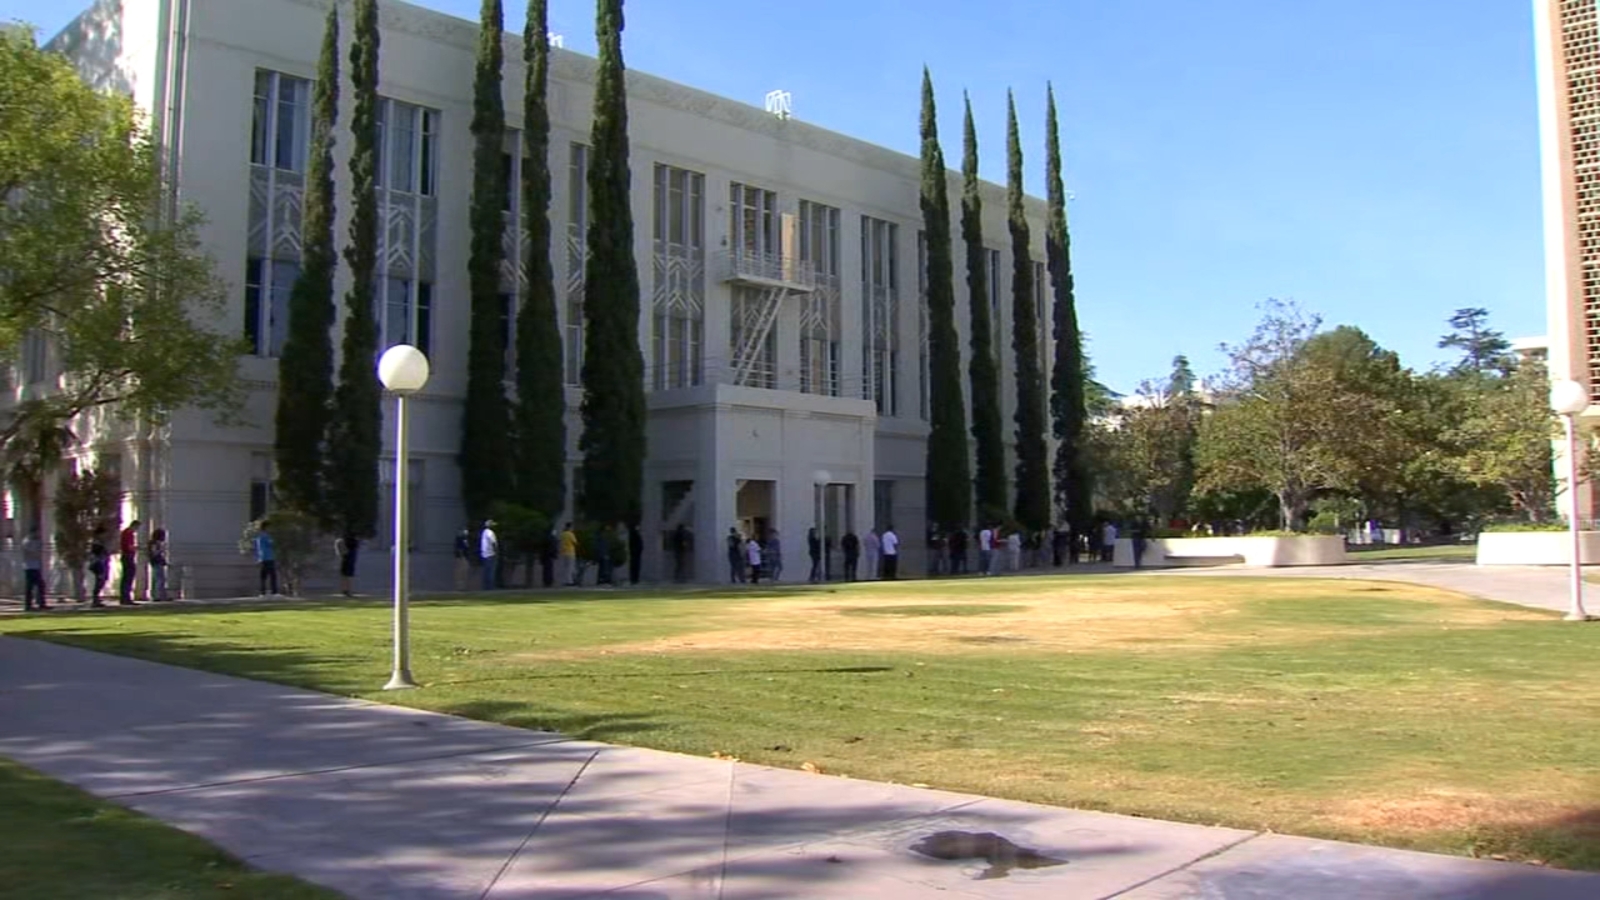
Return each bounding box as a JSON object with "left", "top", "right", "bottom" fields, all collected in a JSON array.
[{"left": 148, "top": 528, "right": 171, "bottom": 601}]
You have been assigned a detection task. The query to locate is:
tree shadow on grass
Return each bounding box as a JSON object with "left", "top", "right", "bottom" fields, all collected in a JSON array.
[{"left": 429, "top": 665, "right": 896, "bottom": 690}]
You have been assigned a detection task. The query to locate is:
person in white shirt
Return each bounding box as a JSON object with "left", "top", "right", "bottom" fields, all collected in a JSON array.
[
  {"left": 978, "top": 526, "right": 995, "bottom": 576},
  {"left": 863, "top": 529, "right": 881, "bottom": 581},
  {"left": 1006, "top": 530, "right": 1023, "bottom": 572},
  {"left": 745, "top": 537, "right": 764, "bottom": 584},
  {"left": 880, "top": 526, "right": 900, "bottom": 580},
  {"left": 1101, "top": 521, "right": 1118, "bottom": 563},
  {"left": 480, "top": 520, "right": 499, "bottom": 591}
]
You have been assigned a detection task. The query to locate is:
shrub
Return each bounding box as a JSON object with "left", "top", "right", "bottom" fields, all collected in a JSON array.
[{"left": 1481, "top": 522, "right": 1570, "bottom": 533}]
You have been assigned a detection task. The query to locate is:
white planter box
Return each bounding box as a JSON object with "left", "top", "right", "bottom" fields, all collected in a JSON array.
[
  {"left": 1113, "top": 535, "right": 1348, "bottom": 568},
  {"left": 1475, "top": 531, "right": 1600, "bottom": 566}
]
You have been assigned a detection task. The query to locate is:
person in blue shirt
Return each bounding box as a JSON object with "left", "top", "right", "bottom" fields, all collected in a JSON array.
[{"left": 255, "top": 524, "right": 279, "bottom": 596}]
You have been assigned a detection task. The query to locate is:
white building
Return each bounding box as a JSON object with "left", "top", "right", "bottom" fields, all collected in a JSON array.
[{"left": 12, "top": 0, "right": 1056, "bottom": 595}]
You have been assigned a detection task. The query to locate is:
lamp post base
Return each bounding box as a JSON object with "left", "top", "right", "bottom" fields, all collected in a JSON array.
[
  {"left": 383, "top": 670, "right": 419, "bottom": 690},
  {"left": 1564, "top": 611, "right": 1595, "bottom": 622}
]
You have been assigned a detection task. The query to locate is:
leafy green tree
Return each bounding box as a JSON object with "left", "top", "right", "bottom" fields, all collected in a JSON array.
[
  {"left": 1438, "top": 307, "right": 1512, "bottom": 378},
  {"left": 3, "top": 402, "right": 76, "bottom": 533},
  {"left": 326, "top": 0, "right": 382, "bottom": 540},
  {"left": 460, "top": 0, "right": 514, "bottom": 525},
  {"left": 918, "top": 69, "right": 971, "bottom": 533},
  {"left": 1089, "top": 358, "right": 1202, "bottom": 526},
  {"left": 0, "top": 29, "right": 240, "bottom": 449},
  {"left": 578, "top": 0, "right": 647, "bottom": 528},
  {"left": 274, "top": 7, "right": 340, "bottom": 522},
  {"left": 1005, "top": 92, "right": 1049, "bottom": 531},
  {"left": 514, "top": 0, "right": 567, "bottom": 521},
  {"left": 1044, "top": 83, "right": 1090, "bottom": 536},
  {"left": 1448, "top": 359, "right": 1556, "bottom": 521},
  {"left": 1196, "top": 302, "right": 1408, "bottom": 529},
  {"left": 961, "top": 94, "right": 1006, "bottom": 522}
]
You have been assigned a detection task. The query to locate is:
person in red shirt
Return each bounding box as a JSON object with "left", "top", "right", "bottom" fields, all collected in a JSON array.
[{"left": 118, "top": 520, "right": 142, "bottom": 606}]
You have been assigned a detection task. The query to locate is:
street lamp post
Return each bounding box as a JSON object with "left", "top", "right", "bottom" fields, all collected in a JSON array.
[
  {"left": 1550, "top": 379, "right": 1592, "bottom": 622},
  {"left": 813, "top": 470, "right": 831, "bottom": 582},
  {"left": 378, "top": 344, "right": 431, "bottom": 689}
]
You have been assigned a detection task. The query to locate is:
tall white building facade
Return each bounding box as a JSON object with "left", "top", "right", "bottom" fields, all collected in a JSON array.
[
  {"left": 1535, "top": 0, "right": 1600, "bottom": 519},
  {"left": 16, "top": 0, "right": 1054, "bottom": 595}
]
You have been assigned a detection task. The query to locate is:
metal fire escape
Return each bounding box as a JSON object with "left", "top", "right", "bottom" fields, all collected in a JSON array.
[{"left": 723, "top": 213, "right": 815, "bottom": 387}]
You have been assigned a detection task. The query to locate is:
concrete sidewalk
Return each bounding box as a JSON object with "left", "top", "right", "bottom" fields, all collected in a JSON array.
[
  {"left": 3, "top": 639, "right": 1597, "bottom": 899},
  {"left": 1156, "top": 561, "right": 1586, "bottom": 616}
]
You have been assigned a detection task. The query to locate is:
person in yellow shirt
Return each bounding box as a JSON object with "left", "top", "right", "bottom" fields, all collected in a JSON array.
[{"left": 559, "top": 522, "right": 579, "bottom": 586}]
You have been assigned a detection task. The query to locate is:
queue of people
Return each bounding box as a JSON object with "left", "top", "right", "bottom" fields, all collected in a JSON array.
[{"left": 17, "top": 519, "right": 175, "bottom": 612}]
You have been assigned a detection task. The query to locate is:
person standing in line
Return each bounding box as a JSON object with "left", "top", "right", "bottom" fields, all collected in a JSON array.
[
  {"left": 949, "top": 528, "right": 968, "bottom": 576},
  {"left": 118, "top": 520, "right": 141, "bottom": 605},
  {"left": 880, "top": 525, "right": 900, "bottom": 580},
  {"left": 1102, "top": 520, "right": 1119, "bottom": 563},
  {"left": 21, "top": 529, "right": 48, "bottom": 611},
  {"left": 336, "top": 531, "right": 360, "bottom": 597},
  {"left": 559, "top": 522, "right": 579, "bottom": 586},
  {"left": 977, "top": 524, "right": 994, "bottom": 577},
  {"left": 453, "top": 526, "right": 474, "bottom": 591},
  {"left": 255, "top": 523, "right": 279, "bottom": 597},
  {"left": 863, "top": 529, "right": 881, "bottom": 581},
  {"left": 745, "top": 535, "right": 763, "bottom": 584},
  {"left": 479, "top": 519, "right": 499, "bottom": 590},
  {"left": 148, "top": 528, "right": 171, "bottom": 602},
  {"left": 88, "top": 526, "right": 111, "bottom": 606},
  {"left": 595, "top": 526, "right": 613, "bottom": 586},
  {"left": 1131, "top": 519, "right": 1148, "bottom": 569},
  {"left": 628, "top": 524, "right": 644, "bottom": 585},
  {"left": 765, "top": 529, "right": 784, "bottom": 582},
  {"left": 726, "top": 527, "right": 745, "bottom": 583},
  {"left": 840, "top": 530, "right": 860, "bottom": 581},
  {"left": 807, "top": 527, "right": 823, "bottom": 583},
  {"left": 540, "top": 527, "right": 558, "bottom": 588},
  {"left": 671, "top": 523, "right": 690, "bottom": 583},
  {"left": 1007, "top": 529, "right": 1023, "bottom": 573}
]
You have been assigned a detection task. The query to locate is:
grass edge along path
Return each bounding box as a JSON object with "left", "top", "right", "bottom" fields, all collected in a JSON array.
[{"left": 0, "top": 757, "right": 344, "bottom": 900}]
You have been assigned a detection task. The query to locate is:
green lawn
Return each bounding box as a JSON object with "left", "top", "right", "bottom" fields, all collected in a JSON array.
[
  {"left": 1346, "top": 543, "right": 1478, "bottom": 562},
  {"left": 0, "top": 759, "right": 341, "bottom": 900},
  {"left": 4, "top": 574, "right": 1599, "bottom": 870}
]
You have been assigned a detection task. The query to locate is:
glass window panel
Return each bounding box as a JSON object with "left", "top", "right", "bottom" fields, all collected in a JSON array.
[
  {"left": 244, "top": 258, "right": 263, "bottom": 354},
  {"left": 386, "top": 277, "right": 411, "bottom": 348},
  {"left": 420, "top": 111, "right": 437, "bottom": 196},
  {"left": 417, "top": 282, "right": 433, "bottom": 356},
  {"left": 391, "top": 104, "right": 418, "bottom": 193},
  {"left": 269, "top": 260, "right": 299, "bottom": 357}
]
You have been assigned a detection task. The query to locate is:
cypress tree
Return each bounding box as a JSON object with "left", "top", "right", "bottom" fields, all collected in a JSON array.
[
  {"left": 459, "top": 0, "right": 513, "bottom": 524},
  {"left": 274, "top": 6, "right": 339, "bottom": 522},
  {"left": 579, "top": 0, "right": 646, "bottom": 527},
  {"left": 1045, "top": 83, "right": 1090, "bottom": 535},
  {"left": 919, "top": 69, "right": 970, "bottom": 534},
  {"left": 1005, "top": 92, "right": 1050, "bottom": 532},
  {"left": 326, "top": 0, "right": 381, "bottom": 540},
  {"left": 514, "top": 0, "right": 565, "bottom": 521},
  {"left": 961, "top": 95, "right": 1007, "bottom": 522}
]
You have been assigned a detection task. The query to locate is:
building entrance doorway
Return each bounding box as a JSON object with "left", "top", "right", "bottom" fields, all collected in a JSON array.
[
  {"left": 735, "top": 479, "right": 775, "bottom": 542},
  {"left": 813, "top": 482, "right": 854, "bottom": 579}
]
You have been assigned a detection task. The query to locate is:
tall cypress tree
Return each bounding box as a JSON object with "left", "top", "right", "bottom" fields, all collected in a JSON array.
[
  {"left": 579, "top": 0, "right": 646, "bottom": 528},
  {"left": 327, "top": 0, "right": 381, "bottom": 540},
  {"left": 460, "top": 0, "right": 512, "bottom": 524},
  {"left": 514, "top": 0, "right": 565, "bottom": 521},
  {"left": 274, "top": 6, "right": 339, "bottom": 522},
  {"left": 961, "top": 95, "right": 1007, "bottom": 522},
  {"left": 1005, "top": 91, "right": 1050, "bottom": 532},
  {"left": 1045, "top": 83, "right": 1090, "bottom": 535},
  {"left": 919, "top": 69, "right": 970, "bottom": 534}
]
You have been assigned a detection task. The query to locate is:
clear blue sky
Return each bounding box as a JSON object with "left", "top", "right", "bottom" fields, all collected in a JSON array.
[{"left": 6, "top": 0, "right": 1544, "bottom": 394}]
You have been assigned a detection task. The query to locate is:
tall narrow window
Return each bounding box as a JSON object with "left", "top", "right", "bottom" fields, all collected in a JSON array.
[
  {"left": 653, "top": 164, "right": 706, "bottom": 389},
  {"left": 249, "top": 453, "right": 275, "bottom": 522},
  {"left": 21, "top": 329, "right": 48, "bottom": 385},
  {"left": 381, "top": 277, "right": 432, "bottom": 357},
  {"left": 861, "top": 216, "right": 900, "bottom": 415},
  {"left": 566, "top": 143, "right": 589, "bottom": 386},
  {"left": 250, "top": 70, "right": 310, "bottom": 173},
  {"left": 799, "top": 200, "right": 842, "bottom": 396},
  {"left": 244, "top": 257, "right": 297, "bottom": 358}
]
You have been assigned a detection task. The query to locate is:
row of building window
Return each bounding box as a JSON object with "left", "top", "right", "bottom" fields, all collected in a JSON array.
[{"left": 244, "top": 69, "right": 1045, "bottom": 420}]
